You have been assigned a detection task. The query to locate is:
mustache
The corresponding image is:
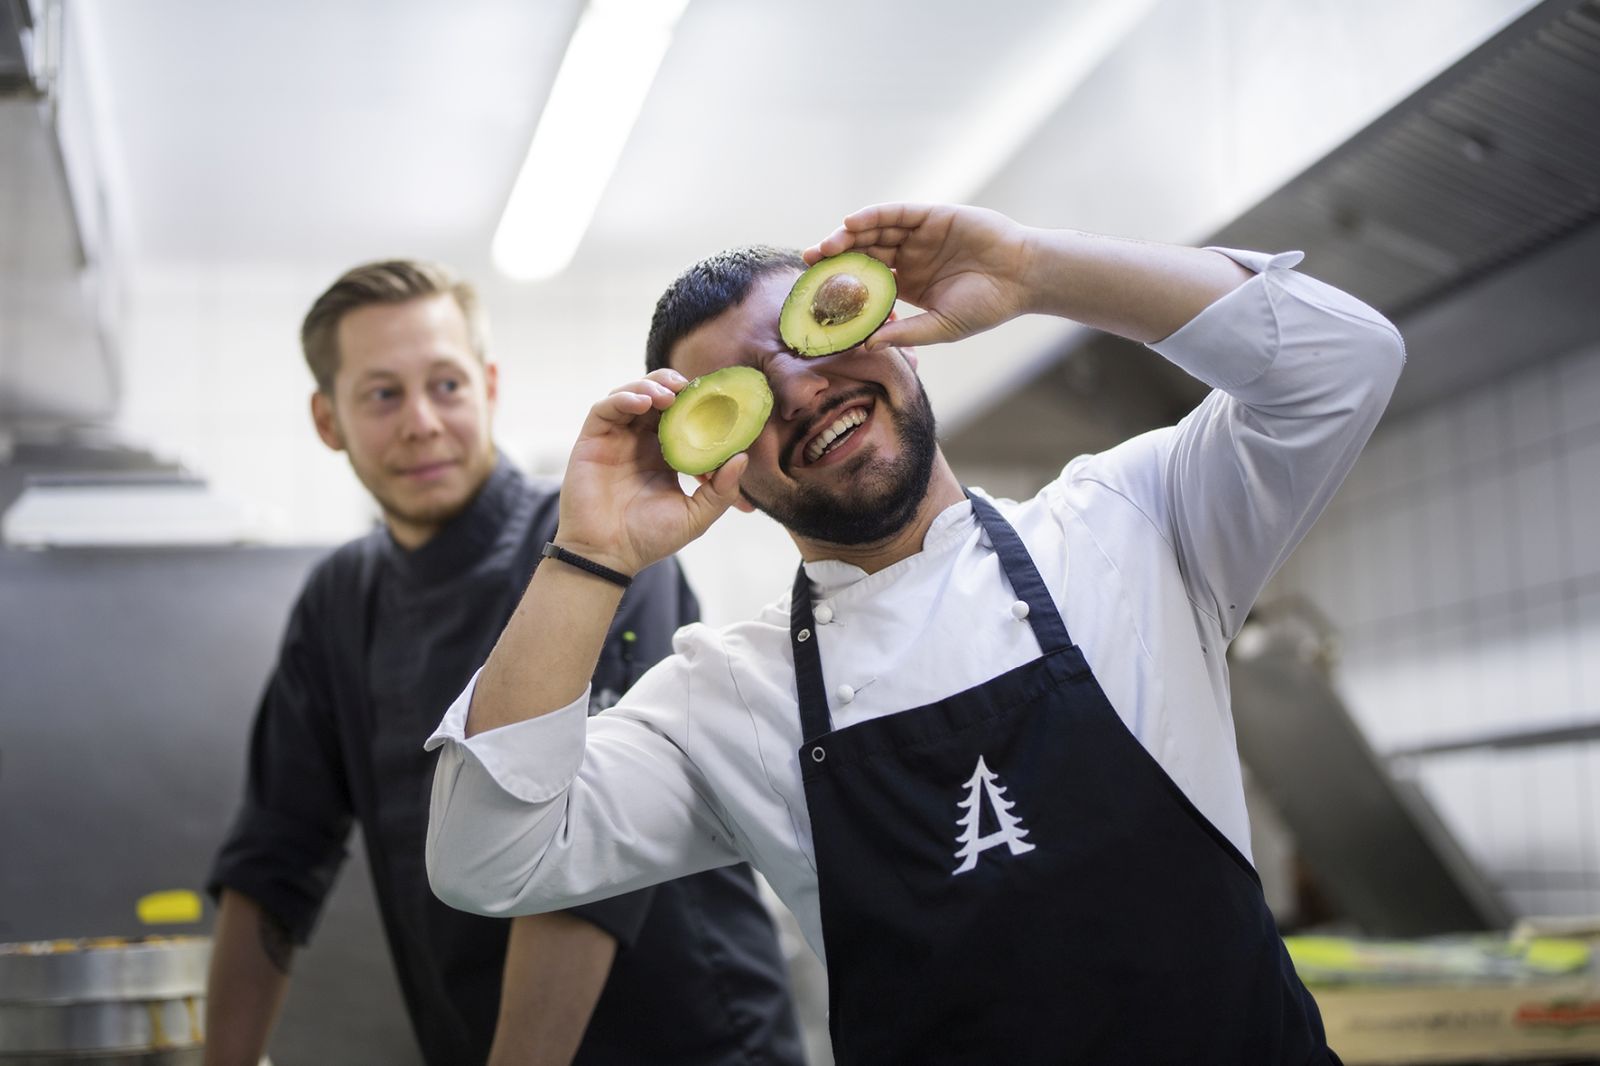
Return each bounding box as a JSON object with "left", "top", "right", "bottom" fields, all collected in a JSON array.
[{"left": 783, "top": 386, "right": 882, "bottom": 475}]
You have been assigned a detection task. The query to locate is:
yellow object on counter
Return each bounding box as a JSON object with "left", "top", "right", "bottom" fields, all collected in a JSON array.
[
  {"left": 1286, "top": 933, "right": 1591, "bottom": 985},
  {"left": 1288, "top": 932, "right": 1600, "bottom": 1064},
  {"left": 136, "top": 889, "right": 203, "bottom": 925}
]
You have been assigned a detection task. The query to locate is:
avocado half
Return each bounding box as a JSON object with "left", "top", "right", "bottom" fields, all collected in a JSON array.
[
  {"left": 779, "top": 252, "right": 896, "bottom": 357},
  {"left": 658, "top": 366, "right": 773, "bottom": 475}
]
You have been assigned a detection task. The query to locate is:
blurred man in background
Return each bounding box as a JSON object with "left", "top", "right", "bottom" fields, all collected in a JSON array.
[{"left": 203, "top": 259, "right": 802, "bottom": 1065}]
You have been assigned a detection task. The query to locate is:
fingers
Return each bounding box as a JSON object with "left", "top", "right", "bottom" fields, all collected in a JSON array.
[
  {"left": 690, "top": 453, "right": 748, "bottom": 518},
  {"left": 841, "top": 203, "right": 934, "bottom": 239},
  {"left": 804, "top": 202, "right": 935, "bottom": 262},
  {"left": 613, "top": 368, "right": 688, "bottom": 406},
  {"left": 589, "top": 369, "right": 688, "bottom": 426},
  {"left": 863, "top": 309, "right": 958, "bottom": 351}
]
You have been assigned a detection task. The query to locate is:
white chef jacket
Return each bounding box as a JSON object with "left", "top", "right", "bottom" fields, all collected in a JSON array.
[{"left": 426, "top": 249, "right": 1405, "bottom": 963}]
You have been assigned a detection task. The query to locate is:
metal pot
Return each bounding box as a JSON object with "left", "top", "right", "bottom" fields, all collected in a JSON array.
[{"left": 0, "top": 936, "right": 208, "bottom": 1064}]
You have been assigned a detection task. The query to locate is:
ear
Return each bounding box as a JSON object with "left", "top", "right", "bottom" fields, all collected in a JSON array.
[
  {"left": 311, "top": 390, "right": 345, "bottom": 452},
  {"left": 483, "top": 361, "right": 500, "bottom": 410},
  {"left": 696, "top": 470, "right": 756, "bottom": 512}
]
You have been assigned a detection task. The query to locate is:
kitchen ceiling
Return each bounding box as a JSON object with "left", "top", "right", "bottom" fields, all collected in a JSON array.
[
  {"left": 944, "top": 0, "right": 1600, "bottom": 478},
  {"left": 4, "top": 0, "right": 1578, "bottom": 508},
  {"left": 77, "top": 0, "right": 1084, "bottom": 275}
]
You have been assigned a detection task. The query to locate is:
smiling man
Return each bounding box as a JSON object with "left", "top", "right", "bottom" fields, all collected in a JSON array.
[
  {"left": 425, "top": 204, "right": 1406, "bottom": 1064},
  {"left": 203, "top": 260, "right": 801, "bottom": 1066},
  {"left": 671, "top": 264, "right": 942, "bottom": 549}
]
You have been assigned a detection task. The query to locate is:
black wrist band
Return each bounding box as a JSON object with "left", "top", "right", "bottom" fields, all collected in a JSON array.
[{"left": 541, "top": 542, "right": 633, "bottom": 589}]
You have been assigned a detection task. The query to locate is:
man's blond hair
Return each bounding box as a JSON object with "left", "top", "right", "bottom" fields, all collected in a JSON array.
[{"left": 300, "top": 259, "right": 489, "bottom": 393}]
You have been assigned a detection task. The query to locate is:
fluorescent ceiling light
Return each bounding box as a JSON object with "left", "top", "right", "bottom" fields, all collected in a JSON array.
[
  {"left": 902, "top": 0, "right": 1161, "bottom": 204},
  {"left": 493, "top": 0, "right": 690, "bottom": 282}
]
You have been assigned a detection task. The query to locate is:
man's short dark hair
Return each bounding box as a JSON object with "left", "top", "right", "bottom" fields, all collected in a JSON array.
[{"left": 645, "top": 245, "right": 806, "bottom": 373}]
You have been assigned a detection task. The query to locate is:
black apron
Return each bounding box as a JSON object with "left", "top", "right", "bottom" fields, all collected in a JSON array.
[{"left": 790, "top": 491, "right": 1338, "bottom": 1065}]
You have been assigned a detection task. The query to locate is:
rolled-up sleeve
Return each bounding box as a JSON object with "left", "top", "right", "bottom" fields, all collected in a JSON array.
[
  {"left": 425, "top": 651, "right": 744, "bottom": 919},
  {"left": 207, "top": 587, "right": 353, "bottom": 944},
  {"left": 425, "top": 671, "right": 591, "bottom": 803}
]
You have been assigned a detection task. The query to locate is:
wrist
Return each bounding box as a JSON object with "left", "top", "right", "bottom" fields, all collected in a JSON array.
[
  {"left": 543, "top": 540, "right": 637, "bottom": 587},
  {"left": 1015, "top": 226, "right": 1086, "bottom": 318}
]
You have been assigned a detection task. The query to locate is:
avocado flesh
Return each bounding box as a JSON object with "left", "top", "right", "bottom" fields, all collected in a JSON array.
[
  {"left": 779, "top": 252, "right": 896, "bottom": 357},
  {"left": 658, "top": 366, "right": 774, "bottom": 475}
]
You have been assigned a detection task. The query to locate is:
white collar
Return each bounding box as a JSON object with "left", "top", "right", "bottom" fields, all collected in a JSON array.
[{"left": 800, "top": 496, "right": 980, "bottom": 602}]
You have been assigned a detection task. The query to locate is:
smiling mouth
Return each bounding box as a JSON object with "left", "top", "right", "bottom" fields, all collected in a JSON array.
[
  {"left": 402, "top": 459, "right": 457, "bottom": 478},
  {"left": 802, "top": 405, "right": 869, "bottom": 465}
]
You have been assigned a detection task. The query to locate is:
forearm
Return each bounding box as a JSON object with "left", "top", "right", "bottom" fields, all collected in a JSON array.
[
  {"left": 1019, "top": 229, "right": 1253, "bottom": 344},
  {"left": 466, "top": 553, "right": 626, "bottom": 738},
  {"left": 487, "top": 913, "right": 618, "bottom": 1066},
  {"left": 203, "top": 891, "right": 292, "bottom": 1066},
  {"left": 428, "top": 659, "right": 743, "bottom": 918},
  {"left": 463, "top": 367, "right": 745, "bottom": 741}
]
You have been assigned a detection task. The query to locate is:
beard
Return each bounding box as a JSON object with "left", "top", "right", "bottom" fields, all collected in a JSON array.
[
  {"left": 741, "top": 379, "right": 939, "bottom": 547},
  {"left": 355, "top": 447, "right": 494, "bottom": 542}
]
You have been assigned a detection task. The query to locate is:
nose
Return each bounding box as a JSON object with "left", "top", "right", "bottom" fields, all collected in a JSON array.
[
  {"left": 769, "top": 355, "right": 830, "bottom": 423},
  {"left": 400, "top": 394, "right": 445, "bottom": 440}
]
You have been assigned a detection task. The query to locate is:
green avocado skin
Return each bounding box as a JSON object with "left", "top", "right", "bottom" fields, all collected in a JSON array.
[
  {"left": 658, "top": 366, "right": 774, "bottom": 475},
  {"left": 780, "top": 252, "right": 896, "bottom": 357}
]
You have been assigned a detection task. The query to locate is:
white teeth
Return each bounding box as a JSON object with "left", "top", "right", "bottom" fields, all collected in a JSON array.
[{"left": 805, "top": 408, "right": 868, "bottom": 463}]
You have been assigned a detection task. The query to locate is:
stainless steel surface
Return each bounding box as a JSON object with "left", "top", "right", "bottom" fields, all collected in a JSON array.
[
  {"left": 0, "top": 938, "right": 206, "bottom": 1057},
  {"left": 0, "top": 938, "right": 207, "bottom": 1002},
  {"left": 1228, "top": 602, "right": 1512, "bottom": 936},
  {"left": 1, "top": 1053, "right": 201, "bottom": 1066},
  {"left": 0, "top": 998, "right": 202, "bottom": 1054}
]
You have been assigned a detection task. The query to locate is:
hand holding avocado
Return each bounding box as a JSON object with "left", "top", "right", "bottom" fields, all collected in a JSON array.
[
  {"left": 557, "top": 368, "right": 748, "bottom": 578},
  {"left": 778, "top": 253, "right": 897, "bottom": 357},
  {"left": 658, "top": 366, "right": 772, "bottom": 475},
  {"left": 803, "top": 202, "right": 1036, "bottom": 351}
]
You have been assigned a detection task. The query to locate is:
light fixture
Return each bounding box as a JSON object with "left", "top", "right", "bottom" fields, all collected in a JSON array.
[{"left": 492, "top": 0, "right": 691, "bottom": 282}]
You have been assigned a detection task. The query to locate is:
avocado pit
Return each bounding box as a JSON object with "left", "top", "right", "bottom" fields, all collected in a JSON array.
[
  {"left": 811, "top": 273, "right": 869, "bottom": 327},
  {"left": 779, "top": 251, "right": 897, "bottom": 357}
]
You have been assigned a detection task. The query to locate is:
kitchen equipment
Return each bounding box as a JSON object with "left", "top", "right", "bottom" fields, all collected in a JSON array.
[{"left": 0, "top": 936, "right": 207, "bottom": 1064}]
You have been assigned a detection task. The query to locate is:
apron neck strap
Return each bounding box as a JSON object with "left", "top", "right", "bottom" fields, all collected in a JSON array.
[
  {"left": 790, "top": 562, "right": 832, "bottom": 743},
  {"left": 964, "top": 491, "right": 1072, "bottom": 653},
  {"left": 789, "top": 490, "right": 1074, "bottom": 741}
]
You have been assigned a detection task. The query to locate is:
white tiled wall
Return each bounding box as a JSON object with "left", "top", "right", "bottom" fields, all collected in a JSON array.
[{"left": 1271, "top": 342, "right": 1600, "bottom": 919}]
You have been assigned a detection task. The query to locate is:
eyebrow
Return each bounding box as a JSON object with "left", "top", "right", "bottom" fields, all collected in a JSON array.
[{"left": 351, "top": 359, "right": 468, "bottom": 388}]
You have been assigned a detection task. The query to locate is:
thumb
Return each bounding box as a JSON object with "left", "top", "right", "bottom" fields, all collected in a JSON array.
[
  {"left": 688, "top": 453, "right": 748, "bottom": 526},
  {"left": 864, "top": 309, "right": 960, "bottom": 351}
]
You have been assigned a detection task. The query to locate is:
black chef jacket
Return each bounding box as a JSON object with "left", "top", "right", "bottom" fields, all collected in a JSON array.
[{"left": 209, "top": 456, "right": 802, "bottom": 1065}]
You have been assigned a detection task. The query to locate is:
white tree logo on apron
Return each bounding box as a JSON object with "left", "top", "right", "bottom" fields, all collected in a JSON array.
[{"left": 952, "top": 755, "right": 1037, "bottom": 874}]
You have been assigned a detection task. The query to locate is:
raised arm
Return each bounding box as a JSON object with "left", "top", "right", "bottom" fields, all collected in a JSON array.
[
  {"left": 817, "top": 202, "right": 1404, "bottom": 634},
  {"left": 806, "top": 202, "right": 1251, "bottom": 349},
  {"left": 465, "top": 371, "right": 745, "bottom": 738}
]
